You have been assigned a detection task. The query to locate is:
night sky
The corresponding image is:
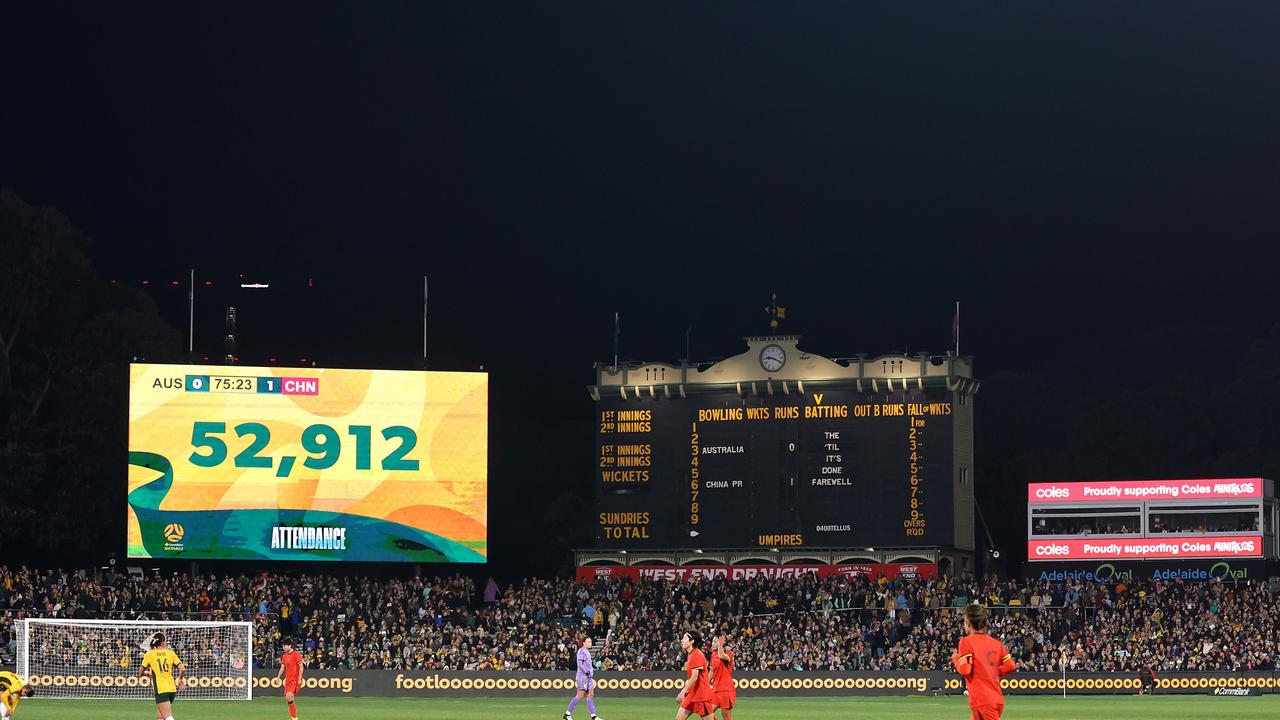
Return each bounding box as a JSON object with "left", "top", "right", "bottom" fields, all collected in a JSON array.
[{"left": 4, "top": 3, "right": 1280, "bottom": 577}]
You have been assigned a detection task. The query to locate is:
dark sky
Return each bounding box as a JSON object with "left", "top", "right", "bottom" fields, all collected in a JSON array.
[{"left": 4, "top": 3, "right": 1280, "bottom": 575}]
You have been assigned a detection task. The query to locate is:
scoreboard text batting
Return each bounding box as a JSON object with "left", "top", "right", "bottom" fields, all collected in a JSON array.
[{"left": 595, "top": 388, "right": 956, "bottom": 549}]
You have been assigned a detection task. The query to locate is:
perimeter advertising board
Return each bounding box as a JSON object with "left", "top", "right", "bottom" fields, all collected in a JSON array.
[
  {"left": 15, "top": 669, "right": 1277, "bottom": 697},
  {"left": 1023, "top": 559, "right": 1265, "bottom": 582},
  {"left": 576, "top": 563, "right": 939, "bottom": 582}
]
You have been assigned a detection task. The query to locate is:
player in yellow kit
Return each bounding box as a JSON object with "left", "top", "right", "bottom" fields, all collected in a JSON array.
[
  {"left": 140, "top": 633, "right": 186, "bottom": 720},
  {"left": 0, "top": 671, "right": 35, "bottom": 720}
]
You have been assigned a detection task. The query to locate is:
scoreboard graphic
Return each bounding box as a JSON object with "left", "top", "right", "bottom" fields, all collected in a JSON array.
[
  {"left": 596, "top": 389, "right": 954, "bottom": 548},
  {"left": 128, "top": 364, "right": 487, "bottom": 562},
  {"left": 590, "top": 337, "right": 976, "bottom": 551}
]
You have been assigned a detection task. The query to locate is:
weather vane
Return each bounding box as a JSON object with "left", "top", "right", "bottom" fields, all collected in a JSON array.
[{"left": 764, "top": 292, "right": 786, "bottom": 334}]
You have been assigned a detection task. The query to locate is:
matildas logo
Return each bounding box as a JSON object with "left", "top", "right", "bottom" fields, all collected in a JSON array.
[{"left": 162, "top": 523, "right": 186, "bottom": 550}]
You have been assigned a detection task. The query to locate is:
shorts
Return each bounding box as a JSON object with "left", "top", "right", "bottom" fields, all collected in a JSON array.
[
  {"left": 969, "top": 702, "right": 1003, "bottom": 720},
  {"left": 155, "top": 692, "right": 178, "bottom": 704},
  {"left": 576, "top": 676, "right": 595, "bottom": 692},
  {"left": 714, "top": 690, "right": 736, "bottom": 709},
  {"left": 285, "top": 681, "right": 300, "bottom": 695},
  {"left": 681, "top": 698, "right": 716, "bottom": 717}
]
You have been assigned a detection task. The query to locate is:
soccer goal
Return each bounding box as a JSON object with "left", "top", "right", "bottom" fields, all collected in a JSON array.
[{"left": 16, "top": 618, "right": 253, "bottom": 700}]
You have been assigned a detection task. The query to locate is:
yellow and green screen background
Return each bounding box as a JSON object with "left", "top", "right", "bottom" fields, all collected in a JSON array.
[{"left": 128, "top": 364, "right": 487, "bottom": 562}]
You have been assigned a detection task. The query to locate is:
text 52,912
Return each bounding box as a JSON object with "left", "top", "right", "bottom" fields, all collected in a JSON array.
[{"left": 188, "top": 422, "right": 419, "bottom": 476}]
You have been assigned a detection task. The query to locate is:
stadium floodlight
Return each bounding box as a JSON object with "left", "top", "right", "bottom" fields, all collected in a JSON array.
[{"left": 17, "top": 618, "right": 253, "bottom": 700}]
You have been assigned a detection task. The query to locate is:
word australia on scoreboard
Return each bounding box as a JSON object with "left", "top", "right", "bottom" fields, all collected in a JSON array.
[{"left": 589, "top": 336, "right": 978, "bottom": 551}]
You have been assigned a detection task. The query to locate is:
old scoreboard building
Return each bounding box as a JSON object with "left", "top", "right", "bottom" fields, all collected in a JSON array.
[{"left": 579, "top": 335, "right": 979, "bottom": 579}]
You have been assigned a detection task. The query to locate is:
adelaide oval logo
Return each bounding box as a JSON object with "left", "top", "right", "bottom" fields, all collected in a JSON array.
[{"left": 163, "top": 524, "right": 185, "bottom": 543}]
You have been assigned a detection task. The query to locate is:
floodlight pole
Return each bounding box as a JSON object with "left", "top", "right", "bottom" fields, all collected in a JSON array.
[
  {"left": 430, "top": 274, "right": 435, "bottom": 368},
  {"left": 188, "top": 269, "right": 195, "bottom": 357}
]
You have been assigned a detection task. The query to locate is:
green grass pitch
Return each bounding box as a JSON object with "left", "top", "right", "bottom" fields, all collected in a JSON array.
[{"left": 12, "top": 695, "right": 1280, "bottom": 720}]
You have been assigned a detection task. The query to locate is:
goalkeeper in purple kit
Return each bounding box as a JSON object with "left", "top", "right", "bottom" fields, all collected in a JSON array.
[{"left": 563, "top": 634, "right": 604, "bottom": 720}]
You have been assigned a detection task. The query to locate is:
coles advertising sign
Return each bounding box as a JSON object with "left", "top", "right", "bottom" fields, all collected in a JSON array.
[
  {"left": 1028, "top": 479, "right": 1262, "bottom": 504},
  {"left": 1027, "top": 535, "right": 1262, "bottom": 561},
  {"left": 576, "top": 563, "right": 938, "bottom": 583}
]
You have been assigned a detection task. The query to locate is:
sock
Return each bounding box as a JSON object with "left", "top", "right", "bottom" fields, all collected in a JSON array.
[
  {"left": 566, "top": 697, "right": 580, "bottom": 715},
  {"left": 587, "top": 698, "right": 597, "bottom": 716},
  {"left": 289, "top": 699, "right": 297, "bottom": 718}
]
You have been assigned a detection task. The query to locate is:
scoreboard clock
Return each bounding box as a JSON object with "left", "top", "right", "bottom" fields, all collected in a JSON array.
[{"left": 759, "top": 344, "right": 786, "bottom": 372}]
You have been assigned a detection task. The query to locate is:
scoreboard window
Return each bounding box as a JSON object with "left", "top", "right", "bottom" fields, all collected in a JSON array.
[
  {"left": 1148, "top": 505, "right": 1261, "bottom": 534},
  {"left": 1030, "top": 506, "right": 1141, "bottom": 536},
  {"left": 595, "top": 387, "right": 957, "bottom": 549}
]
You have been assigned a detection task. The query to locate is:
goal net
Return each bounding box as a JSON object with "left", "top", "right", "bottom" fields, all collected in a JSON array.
[{"left": 17, "top": 618, "right": 253, "bottom": 700}]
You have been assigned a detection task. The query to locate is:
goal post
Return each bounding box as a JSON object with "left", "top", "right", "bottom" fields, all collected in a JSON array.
[{"left": 17, "top": 618, "right": 254, "bottom": 700}]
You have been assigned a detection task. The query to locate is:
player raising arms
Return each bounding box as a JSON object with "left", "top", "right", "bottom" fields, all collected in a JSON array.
[
  {"left": 140, "top": 632, "right": 186, "bottom": 720},
  {"left": 709, "top": 633, "right": 736, "bottom": 720},
  {"left": 0, "top": 671, "right": 36, "bottom": 720},
  {"left": 675, "top": 630, "right": 717, "bottom": 720},
  {"left": 951, "top": 604, "right": 1017, "bottom": 720},
  {"left": 563, "top": 634, "right": 604, "bottom": 720},
  {"left": 277, "top": 638, "right": 305, "bottom": 719}
]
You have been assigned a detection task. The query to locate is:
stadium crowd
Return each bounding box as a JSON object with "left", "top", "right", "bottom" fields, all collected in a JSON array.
[{"left": 2, "top": 564, "right": 1278, "bottom": 675}]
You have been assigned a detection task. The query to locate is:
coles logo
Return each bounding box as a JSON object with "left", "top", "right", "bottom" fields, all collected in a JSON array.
[
  {"left": 1034, "top": 487, "right": 1070, "bottom": 499},
  {"left": 1034, "top": 544, "right": 1071, "bottom": 556}
]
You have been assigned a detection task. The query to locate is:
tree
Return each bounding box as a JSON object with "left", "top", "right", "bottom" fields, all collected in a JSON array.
[{"left": 0, "top": 189, "right": 180, "bottom": 561}]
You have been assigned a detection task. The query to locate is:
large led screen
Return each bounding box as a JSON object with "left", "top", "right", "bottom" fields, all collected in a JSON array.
[{"left": 128, "top": 364, "right": 487, "bottom": 562}]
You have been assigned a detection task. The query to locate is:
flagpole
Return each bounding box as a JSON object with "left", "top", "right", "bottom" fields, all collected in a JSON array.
[
  {"left": 430, "top": 271, "right": 435, "bottom": 366},
  {"left": 1062, "top": 648, "right": 1068, "bottom": 699},
  {"left": 613, "top": 312, "right": 620, "bottom": 370},
  {"left": 955, "top": 301, "right": 960, "bottom": 356}
]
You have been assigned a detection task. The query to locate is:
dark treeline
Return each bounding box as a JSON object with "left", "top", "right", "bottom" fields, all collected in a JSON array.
[
  {"left": 0, "top": 189, "right": 181, "bottom": 560},
  {"left": 3, "top": 189, "right": 1280, "bottom": 575}
]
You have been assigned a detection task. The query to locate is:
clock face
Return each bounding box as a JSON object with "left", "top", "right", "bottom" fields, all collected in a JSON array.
[{"left": 759, "top": 344, "right": 786, "bottom": 372}]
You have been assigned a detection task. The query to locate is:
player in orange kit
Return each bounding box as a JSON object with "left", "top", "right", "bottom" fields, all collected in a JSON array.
[
  {"left": 675, "top": 630, "right": 717, "bottom": 720},
  {"left": 709, "top": 632, "right": 736, "bottom": 720},
  {"left": 951, "top": 604, "right": 1017, "bottom": 720},
  {"left": 277, "top": 638, "right": 305, "bottom": 719}
]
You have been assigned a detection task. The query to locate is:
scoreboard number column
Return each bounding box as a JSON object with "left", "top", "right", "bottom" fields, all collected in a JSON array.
[
  {"left": 689, "top": 421, "right": 700, "bottom": 529},
  {"left": 906, "top": 414, "right": 927, "bottom": 538}
]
